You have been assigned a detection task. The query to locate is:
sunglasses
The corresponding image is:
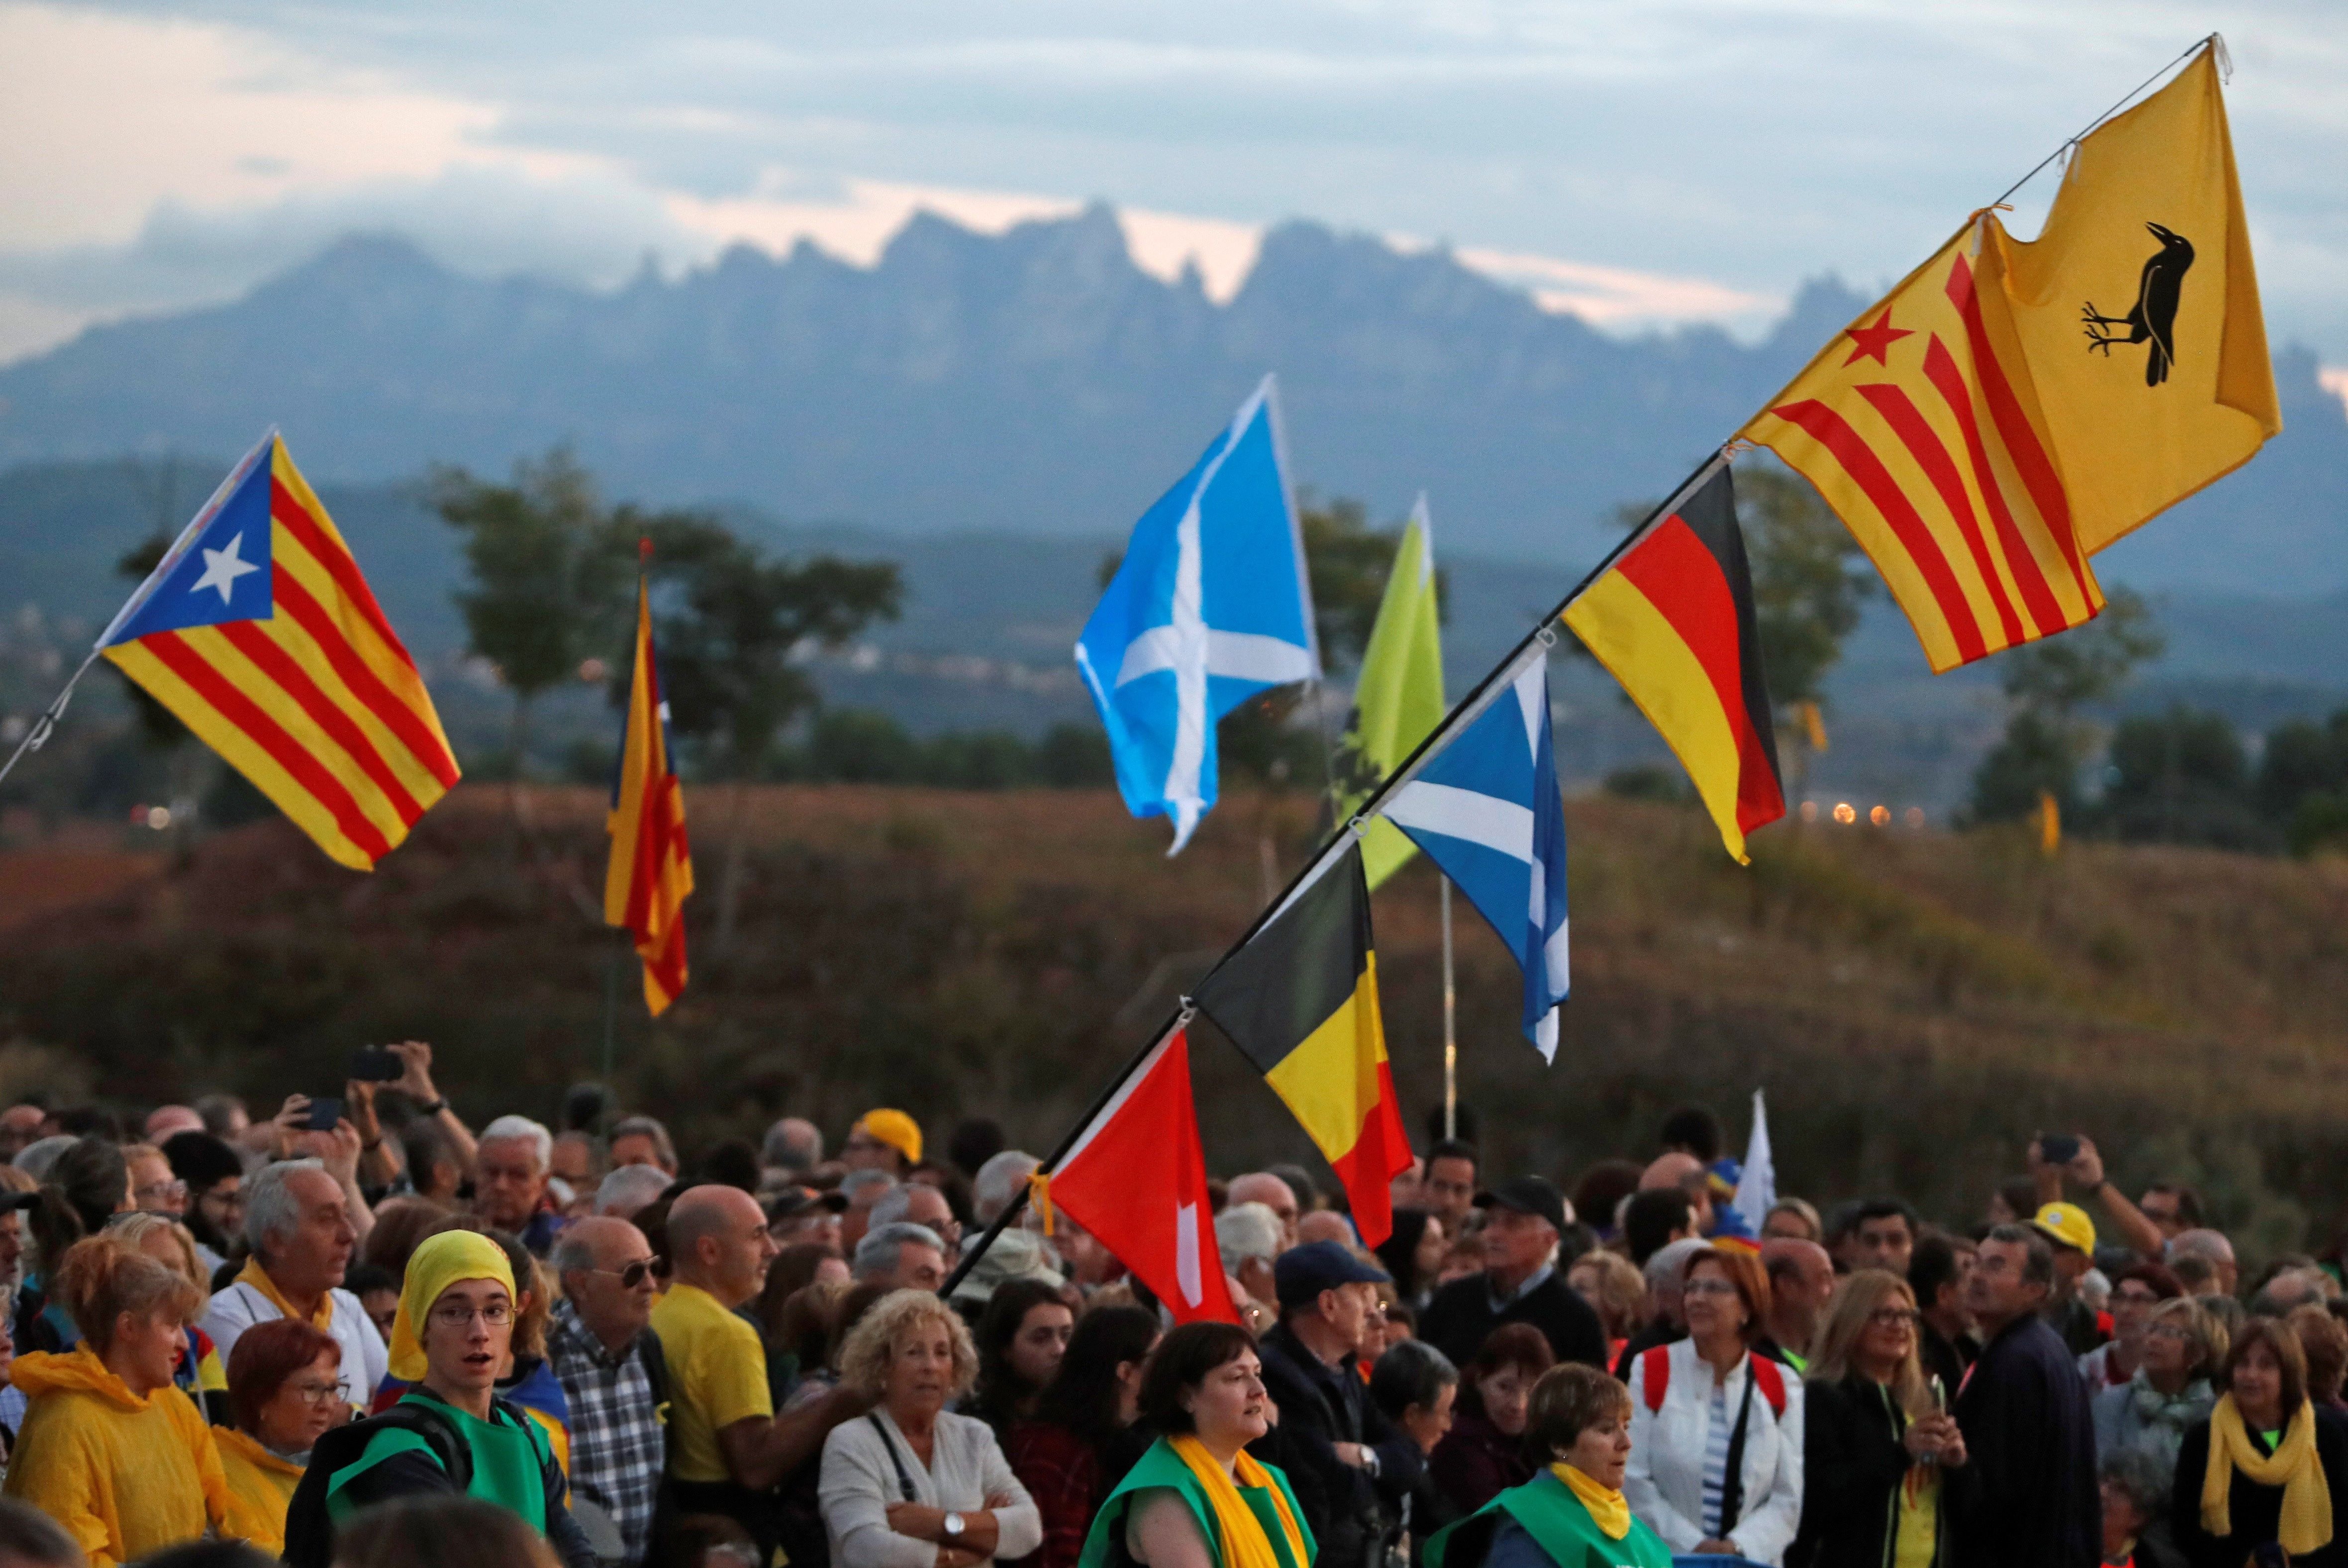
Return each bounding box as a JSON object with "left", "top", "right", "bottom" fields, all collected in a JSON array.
[{"left": 589, "top": 1261, "right": 657, "bottom": 1289}]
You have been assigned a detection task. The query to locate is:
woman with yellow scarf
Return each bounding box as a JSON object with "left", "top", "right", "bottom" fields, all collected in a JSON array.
[
  {"left": 1425, "top": 1365, "right": 1670, "bottom": 1568},
  {"left": 1075, "top": 1323, "right": 1313, "bottom": 1568},
  {"left": 2172, "top": 1316, "right": 2348, "bottom": 1567}
]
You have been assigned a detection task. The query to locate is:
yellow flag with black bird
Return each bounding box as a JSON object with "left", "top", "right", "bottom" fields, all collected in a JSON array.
[{"left": 1742, "top": 44, "right": 2278, "bottom": 673}]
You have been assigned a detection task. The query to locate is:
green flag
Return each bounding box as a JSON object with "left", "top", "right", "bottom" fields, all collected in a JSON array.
[{"left": 1334, "top": 497, "right": 1445, "bottom": 888}]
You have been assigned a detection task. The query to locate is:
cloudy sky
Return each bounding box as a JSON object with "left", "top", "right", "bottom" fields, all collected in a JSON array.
[{"left": 2, "top": 0, "right": 2342, "bottom": 402}]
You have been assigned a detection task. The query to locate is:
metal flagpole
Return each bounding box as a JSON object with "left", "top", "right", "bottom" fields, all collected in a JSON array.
[
  {"left": 939, "top": 444, "right": 1737, "bottom": 1299},
  {"left": 1441, "top": 877, "right": 1457, "bottom": 1142}
]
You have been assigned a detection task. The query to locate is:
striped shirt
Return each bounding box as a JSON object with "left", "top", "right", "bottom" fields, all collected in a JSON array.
[{"left": 1701, "top": 1380, "right": 1732, "bottom": 1535}]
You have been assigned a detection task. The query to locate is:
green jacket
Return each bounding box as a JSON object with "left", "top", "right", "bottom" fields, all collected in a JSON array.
[
  {"left": 1074, "top": 1436, "right": 1315, "bottom": 1568},
  {"left": 1424, "top": 1469, "right": 1672, "bottom": 1568}
]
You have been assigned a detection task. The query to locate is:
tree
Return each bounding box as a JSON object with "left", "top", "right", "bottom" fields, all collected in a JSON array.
[
  {"left": 625, "top": 516, "right": 900, "bottom": 953},
  {"left": 2100, "top": 707, "right": 2266, "bottom": 849},
  {"left": 433, "top": 450, "right": 639, "bottom": 793},
  {"left": 1965, "top": 588, "right": 2164, "bottom": 825}
]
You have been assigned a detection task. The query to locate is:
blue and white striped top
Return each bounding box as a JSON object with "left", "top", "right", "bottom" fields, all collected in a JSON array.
[{"left": 1700, "top": 1380, "right": 1733, "bottom": 1535}]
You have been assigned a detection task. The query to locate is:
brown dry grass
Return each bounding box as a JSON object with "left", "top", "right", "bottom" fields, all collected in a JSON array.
[{"left": 3, "top": 783, "right": 2346, "bottom": 1256}]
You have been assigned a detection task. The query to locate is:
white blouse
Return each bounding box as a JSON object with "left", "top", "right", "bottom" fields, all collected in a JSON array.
[
  {"left": 819, "top": 1405, "right": 1044, "bottom": 1568},
  {"left": 1620, "top": 1338, "right": 1805, "bottom": 1565}
]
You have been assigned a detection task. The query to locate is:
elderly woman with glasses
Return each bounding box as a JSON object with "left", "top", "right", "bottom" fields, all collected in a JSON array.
[
  {"left": 213, "top": 1317, "right": 344, "bottom": 1555},
  {"left": 315, "top": 1231, "right": 594, "bottom": 1567},
  {"left": 2093, "top": 1295, "right": 2224, "bottom": 1475},
  {"left": 1621, "top": 1244, "right": 1805, "bottom": 1564},
  {"left": 1788, "top": 1269, "right": 1965, "bottom": 1568}
]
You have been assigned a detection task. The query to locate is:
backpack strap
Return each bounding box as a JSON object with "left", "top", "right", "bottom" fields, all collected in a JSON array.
[
  {"left": 1749, "top": 1352, "right": 1787, "bottom": 1418},
  {"left": 1640, "top": 1346, "right": 1670, "bottom": 1413}
]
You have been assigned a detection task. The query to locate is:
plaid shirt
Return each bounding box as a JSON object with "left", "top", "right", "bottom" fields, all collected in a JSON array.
[{"left": 547, "top": 1296, "right": 666, "bottom": 1565}]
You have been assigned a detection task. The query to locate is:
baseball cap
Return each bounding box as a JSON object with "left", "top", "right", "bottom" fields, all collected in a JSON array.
[
  {"left": 1474, "top": 1176, "right": 1568, "bottom": 1234},
  {"left": 766, "top": 1186, "right": 849, "bottom": 1223},
  {"left": 2033, "top": 1202, "right": 2096, "bottom": 1256},
  {"left": 1273, "top": 1240, "right": 1391, "bottom": 1307},
  {"left": 852, "top": 1109, "right": 923, "bottom": 1166}
]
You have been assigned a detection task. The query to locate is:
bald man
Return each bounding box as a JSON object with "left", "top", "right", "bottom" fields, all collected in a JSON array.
[
  {"left": 650, "top": 1185, "right": 869, "bottom": 1559},
  {"left": 1229, "top": 1173, "right": 1301, "bottom": 1252},
  {"left": 1640, "top": 1152, "right": 1714, "bottom": 1236},
  {"left": 1296, "top": 1211, "right": 1356, "bottom": 1249},
  {"left": 1760, "top": 1238, "right": 1837, "bottom": 1372}
]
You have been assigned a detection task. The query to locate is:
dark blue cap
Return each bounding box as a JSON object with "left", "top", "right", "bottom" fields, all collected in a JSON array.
[{"left": 1273, "top": 1239, "right": 1391, "bottom": 1307}]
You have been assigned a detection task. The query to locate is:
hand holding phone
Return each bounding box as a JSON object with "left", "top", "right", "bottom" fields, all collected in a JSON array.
[
  {"left": 303, "top": 1096, "right": 345, "bottom": 1134},
  {"left": 350, "top": 1047, "right": 402, "bottom": 1082},
  {"left": 2038, "top": 1133, "right": 2081, "bottom": 1167}
]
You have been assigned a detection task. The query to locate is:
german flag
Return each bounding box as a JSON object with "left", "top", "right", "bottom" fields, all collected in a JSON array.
[
  {"left": 100, "top": 431, "right": 459, "bottom": 870},
  {"left": 605, "top": 569, "right": 693, "bottom": 1014},
  {"left": 1193, "top": 841, "right": 1412, "bottom": 1245},
  {"left": 1563, "top": 466, "right": 1784, "bottom": 862}
]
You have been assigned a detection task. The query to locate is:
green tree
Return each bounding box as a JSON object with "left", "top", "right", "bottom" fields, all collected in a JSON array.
[
  {"left": 1965, "top": 587, "right": 2164, "bottom": 825},
  {"left": 2100, "top": 706, "right": 2267, "bottom": 849},
  {"left": 433, "top": 450, "right": 637, "bottom": 789},
  {"left": 629, "top": 516, "right": 901, "bottom": 953}
]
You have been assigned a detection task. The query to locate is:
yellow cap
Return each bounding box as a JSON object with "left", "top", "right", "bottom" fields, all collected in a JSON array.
[
  {"left": 389, "top": 1230, "right": 516, "bottom": 1383},
  {"left": 2033, "top": 1202, "right": 2096, "bottom": 1256},
  {"left": 854, "top": 1108, "right": 922, "bottom": 1167}
]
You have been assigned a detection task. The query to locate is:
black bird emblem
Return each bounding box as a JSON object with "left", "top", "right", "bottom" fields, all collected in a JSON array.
[{"left": 2082, "top": 222, "right": 2195, "bottom": 386}]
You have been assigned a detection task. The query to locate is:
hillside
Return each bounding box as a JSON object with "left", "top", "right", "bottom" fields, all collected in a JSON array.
[
  {"left": 3, "top": 784, "right": 2345, "bottom": 1261},
  {"left": 0, "top": 210, "right": 2343, "bottom": 587}
]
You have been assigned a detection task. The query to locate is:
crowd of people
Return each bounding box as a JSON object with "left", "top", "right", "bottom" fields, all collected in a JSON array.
[{"left": 0, "top": 1059, "right": 2333, "bottom": 1568}]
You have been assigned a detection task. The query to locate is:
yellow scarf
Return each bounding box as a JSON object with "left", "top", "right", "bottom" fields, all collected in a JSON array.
[
  {"left": 1552, "top": 1463, "right": 1630, "bottom": 1540},
  {"left": 1166, "top": 1435, "right": 1309, "bottom": 1568},
  {"left": 2203, "top": 1394, "right": 2333, "bottom": 1556},
  {"left": 234, "top": 1259, "right": 334, "bottom": 1330}
]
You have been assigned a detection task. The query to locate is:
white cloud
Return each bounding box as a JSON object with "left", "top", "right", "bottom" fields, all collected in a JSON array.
[{"left": 2321, "top": 366, "right": 2348, "bottom": 418}]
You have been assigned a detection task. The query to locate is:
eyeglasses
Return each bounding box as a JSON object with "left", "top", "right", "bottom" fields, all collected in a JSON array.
[
  {"left": 2146, "top": 1323, "right": 2194, "bottom": 1342},
  {"left": 588, "top": 1262, "right": 656, "bottom": 1289},
  {"left": 134, "top": 1179, "right": 188, "bottom": 1205},
  {"left": 1684, "top": 1279, "right": 1739, "bottom": 1298},
  {"left": 429, "top": 1301, "right": 513, "bottom": 1329},
  {"left": 1868, "top": 1308, "right": 1922, "bottom": 1329},
  {"left": 288, "top": 1379, "right": 344, "bottom": 1406}
]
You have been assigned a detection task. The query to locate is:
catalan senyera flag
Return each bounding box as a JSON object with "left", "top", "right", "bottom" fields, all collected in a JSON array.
[
  {"left": 1743, "top": 46, "right": 2277, "bottom": 673},
  {"left": 605, "top": 575, "right": 693, "bottom": 1014},
  {"left": 98, "top": 431, "right": 458, "bottom": 870},
  {"left": 1563, "top": 465, "right": 1785, "bottom": 863},
  {"left": 1193, "top": 840, "right": 1412, "bottom": 1245}
]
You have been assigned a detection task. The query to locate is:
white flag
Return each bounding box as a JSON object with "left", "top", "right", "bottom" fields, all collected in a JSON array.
[{"left": 1731, "top": 1089, "right": 1775, "bottom": 1236}]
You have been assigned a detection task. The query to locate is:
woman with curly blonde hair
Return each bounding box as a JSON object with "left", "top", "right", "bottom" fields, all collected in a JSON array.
[{"left": 818, "top": 1289, "right": 1041, "bottom": 1568}]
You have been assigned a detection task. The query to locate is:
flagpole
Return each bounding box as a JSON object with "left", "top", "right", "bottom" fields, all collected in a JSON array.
[
  {"left": 941, "top": 445, "right": 1735, "bottom": 1299},
  {"left": 0, "top": 651, "right": 102, "bottom": 788},
  {"left": 1440, "top": 877, "right": 1457, "bottom": 1142}
]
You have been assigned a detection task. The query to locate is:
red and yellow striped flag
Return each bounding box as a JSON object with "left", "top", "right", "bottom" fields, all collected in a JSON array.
[
  {"left": 604, "top": 571, "right": 692, "bottom": 1014},
  {"left": 100, "top": 431, "right": 459, "bottom": 869},
  {"left": 1742, "top": 46, "right": 2276, "bottom": 672}
]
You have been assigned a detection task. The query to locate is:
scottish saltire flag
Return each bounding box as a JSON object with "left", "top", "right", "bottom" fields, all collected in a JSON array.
[
  {"left": 1381, "top": 656, "right": 1570, "bottom": 1060},
  {"left": 99, "top": 430, "right": 459, "bottom": 870},
  {"left": 1076, "top": 376, "right": 1319, "bottom": 853}
]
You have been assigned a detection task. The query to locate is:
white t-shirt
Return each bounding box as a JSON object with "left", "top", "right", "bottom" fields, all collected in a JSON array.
[{"left": 202, "top": 1276, "right": 389, "bottom": 1411}]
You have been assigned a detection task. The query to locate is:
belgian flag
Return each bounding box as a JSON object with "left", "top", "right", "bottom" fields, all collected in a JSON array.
[
  {"left": 1193, "top": 841, "right": 1413, "bottom": 1245},
  {"left": 1563, "top": 466, "right": 1785, "bottom": 862}
]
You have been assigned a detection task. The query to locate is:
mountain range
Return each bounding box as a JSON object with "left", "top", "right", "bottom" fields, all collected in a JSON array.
[{"left": 1, "top": 204, "right": 2343, "bottom": 591}]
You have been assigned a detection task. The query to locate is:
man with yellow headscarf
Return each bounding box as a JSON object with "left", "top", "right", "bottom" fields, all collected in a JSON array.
[{"left": 278, "top": 1231, "right": 595, "bottom": 1568}]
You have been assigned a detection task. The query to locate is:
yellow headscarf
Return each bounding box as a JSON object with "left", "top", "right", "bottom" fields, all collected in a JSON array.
[
  {"left": 388, "top": 1231, "right": 517, "bottom": 1383},
  {"left": 1166, "top": 1436, "right": 1309, "bottom": 1568},
  {"left": 2203, "top": 1394, "right": 2333, "bottom": 1556}
]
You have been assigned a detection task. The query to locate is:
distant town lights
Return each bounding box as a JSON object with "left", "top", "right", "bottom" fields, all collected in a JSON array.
[
  {"left": 1833, "top": 802, "right": 1857, "bottom": 824},
  {"left": 1869, "top": 805, "right": 1891, "bottom": 826}
]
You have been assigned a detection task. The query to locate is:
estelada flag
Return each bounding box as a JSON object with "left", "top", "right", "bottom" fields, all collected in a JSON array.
[
  {"left": 1041, "top": 1027, "right": 1237, "bottom": 1325},
  {"left": 1742, "top": 45, "right": 2277, "bottom": 673},
  {"left": 99, "top": 430, "right": 459, "bottom": 869},
  {"left": 605, "top": 573, "right": 692, "bottom": 1014},
  {"left": 1563, "top": 466, "right": 1784, "bottom": 863},
  {"left": 1193, "top": 840, "right": 1413, "bottom": 1245}
]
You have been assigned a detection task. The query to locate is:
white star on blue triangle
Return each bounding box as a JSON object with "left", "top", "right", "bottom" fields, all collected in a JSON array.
[{"left": 101, "top": 446, "right": 276, "bottom": 648}]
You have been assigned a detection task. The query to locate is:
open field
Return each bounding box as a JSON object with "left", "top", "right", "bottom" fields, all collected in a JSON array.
[{"left": 3, "top": 784, "right": 2348, "bottom": 1263}]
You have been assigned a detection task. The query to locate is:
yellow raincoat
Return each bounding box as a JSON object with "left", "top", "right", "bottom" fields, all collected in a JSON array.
[
  {"left": 212, "top": 1424, "right": 306, "bottom": 1555},
  {"left": 1, "top": 1347, "right": 257, "bottom": 1565}
]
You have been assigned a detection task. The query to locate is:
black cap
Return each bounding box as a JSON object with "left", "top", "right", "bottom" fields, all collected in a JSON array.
[
  {"left": 1273, "top": 1240, "right": 1390, "bottom": 1307},
  {"left": 1475, "top": 1176, "right": 1567, "bottom": 1233},
  {"left": 0, "top": 1192, "right": 38, "bottom": 1216},
  {"left": 766, "top": 1186, "right": 849, "bottom": 1222}
]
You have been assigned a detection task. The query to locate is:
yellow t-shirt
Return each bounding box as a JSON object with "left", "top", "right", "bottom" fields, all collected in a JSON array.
[{"left": 649, "top": 1282, "right": 773, "bottom": 1485}]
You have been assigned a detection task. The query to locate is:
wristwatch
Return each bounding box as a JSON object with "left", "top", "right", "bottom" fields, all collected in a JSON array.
[{"left": 943, "top": 1514, "right": 966, "bottom": 1539}]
